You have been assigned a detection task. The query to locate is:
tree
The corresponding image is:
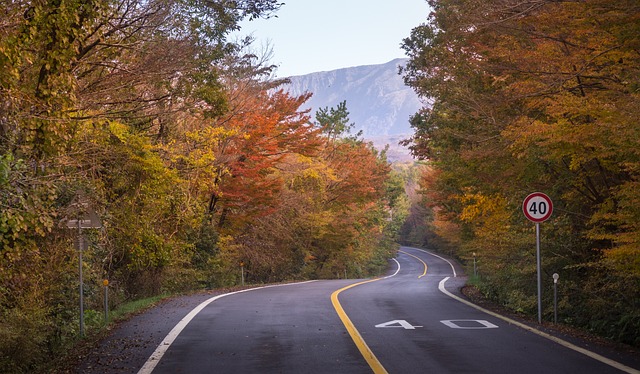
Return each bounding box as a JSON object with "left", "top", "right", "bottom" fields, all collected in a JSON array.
[
  {"left": 0, "top": 0, "right": 285, "bottom": 370},
  {"left": 402, "top": 0, "right": 640, "bottom": 345},
  {"left": 315, "top": 100, "right": 361, "bottom": 141}
]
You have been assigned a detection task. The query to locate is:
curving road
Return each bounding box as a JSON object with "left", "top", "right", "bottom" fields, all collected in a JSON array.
[{"left": 137, "top": 247, "right": 639, "bottom": 374}]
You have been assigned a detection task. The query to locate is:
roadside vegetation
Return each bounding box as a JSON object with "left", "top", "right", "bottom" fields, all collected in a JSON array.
[
  {"left": 0, "top": 1, "right": 407, "bottom": 372},
  {"left": 401, "top": 0, "right": 639, "bottom": 347},
  {"left": 3, "top": 0, "right": 638, "bottom": 371}
]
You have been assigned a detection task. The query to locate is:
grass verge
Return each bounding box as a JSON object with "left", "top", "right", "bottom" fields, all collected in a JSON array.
[{"left": 46, "top": 293, "right": 171, "bottom": 374}]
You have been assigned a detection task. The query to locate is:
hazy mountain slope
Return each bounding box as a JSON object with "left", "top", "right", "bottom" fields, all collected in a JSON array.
[{"left": 284, "top": 58, "right": 423, "bottom": 138}]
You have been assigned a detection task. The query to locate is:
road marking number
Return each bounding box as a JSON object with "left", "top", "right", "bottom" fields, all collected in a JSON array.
[
  {"left": 375, "top": 320, "right": 423, "bottom": 330},
  {"left": 440, "top": 319, "right": 498, "bottom": 329}
]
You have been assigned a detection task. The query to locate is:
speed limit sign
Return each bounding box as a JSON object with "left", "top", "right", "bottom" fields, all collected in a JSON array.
[
  {"left": 523, "top": 192, "right": 553, "bottom": 324},
  {"left": 523, "top": 192, "right": 553, "bottom": 222}
]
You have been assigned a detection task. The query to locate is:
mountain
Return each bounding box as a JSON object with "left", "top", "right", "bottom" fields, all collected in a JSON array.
[{"left": 283, "top": 58, "right": 423, "bottom": 161}]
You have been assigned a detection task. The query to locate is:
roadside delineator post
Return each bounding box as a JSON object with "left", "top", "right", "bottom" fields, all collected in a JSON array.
[
  {"left": 553, "top": 273, "right": 559, "bottom": 324},
  {"left": 103, "top": 279, "right": 109, "bottom": 324},
  {"left": 240, "top": 262, "right": 245, "bottom": 286},
  {"left": 473, "top": 252, "right": 477, "bottom": 277}
]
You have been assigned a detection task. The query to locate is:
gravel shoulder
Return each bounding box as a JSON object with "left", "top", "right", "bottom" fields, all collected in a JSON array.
[{"left": 65, "top": 289, "right": 229, "bottom": 374}]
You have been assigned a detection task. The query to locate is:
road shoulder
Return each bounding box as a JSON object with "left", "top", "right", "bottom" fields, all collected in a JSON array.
[
  {"left": 456, "top": 282, "right": 640, "bottom": 373},
  {"left": 68, "top": 290, "right": 226, "bottom": 374}
]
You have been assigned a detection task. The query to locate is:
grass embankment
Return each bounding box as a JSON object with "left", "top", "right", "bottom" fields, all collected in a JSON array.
[{"left": 46, "top": 294, "right": 170, "bottom": 374}]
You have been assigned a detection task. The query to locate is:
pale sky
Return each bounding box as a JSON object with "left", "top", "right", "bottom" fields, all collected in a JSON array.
[{"left": 236, "top": 1, "right": 430, "bottom": 77}]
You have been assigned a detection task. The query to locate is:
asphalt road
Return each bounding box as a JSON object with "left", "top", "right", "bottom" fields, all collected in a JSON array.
[
  {"left": 127, "top": 247, "right": 638, "bottom": 374},
  {"left": 84, "top": 246, "right": 640, "bottom": 373}
]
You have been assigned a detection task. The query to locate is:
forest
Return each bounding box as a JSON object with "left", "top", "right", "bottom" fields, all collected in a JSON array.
[
  {"left": 2, "top": 0, "right": 639, "bottom": 371},
  {"left": 401, "top": 0, "right": 639, "bottom": 348},
  {"left": 0, "top": 0, "right": 408, "bottom": 371}
]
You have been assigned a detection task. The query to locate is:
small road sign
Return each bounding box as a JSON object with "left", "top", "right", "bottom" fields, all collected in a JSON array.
[{"left": 523, "top": 192, "right": 553, "bottom": 223}]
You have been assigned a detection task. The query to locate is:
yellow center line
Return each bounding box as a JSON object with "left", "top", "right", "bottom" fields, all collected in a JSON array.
[
  {"left": 398, "top": 249, "right": 428, "bottom": 278},
  {"left": 331, "top": 279, "right": 389, "bottom": 374}
]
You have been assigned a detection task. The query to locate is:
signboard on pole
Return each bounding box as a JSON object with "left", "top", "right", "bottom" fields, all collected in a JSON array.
[
  {"left": 523, "top": 192, "right": 553, "bottom": 223},
  {"left": 523, "top": 192, "right": 553, "bottom": 324},
  {"left": 61, "top": 197, "right": 102, "bottom": 337},
  {"left": 65, "top": 204, "right": 102, "bottom": 229}
]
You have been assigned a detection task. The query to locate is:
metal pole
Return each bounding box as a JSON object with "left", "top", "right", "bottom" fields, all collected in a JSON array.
[
  {"left": 78, "top": 221, "right": 85, "bottom": 337},
  {"left": 241, "top": 265, "right": 245, "bottom": 286},
  {"left": 103, "top": 280, "right": 109, "bottom": 324},
  {"left": 536, "top": 222, "right": 542, "bottom": 324}
]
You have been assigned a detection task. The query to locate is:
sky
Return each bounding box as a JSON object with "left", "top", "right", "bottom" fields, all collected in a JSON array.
[{"left": 235, "top": 1, "right": 431, "bottom": 77}]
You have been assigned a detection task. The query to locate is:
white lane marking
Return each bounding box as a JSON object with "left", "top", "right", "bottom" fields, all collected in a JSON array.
[
  {"left": 137, "top": 281, "right": 317, "bottom": 374},
  {"left": 440, "top": 319, "right": 498, "bottom": 329},
  {"left": 382, "top": 258, "right": 401, "bottom": 279},
  {"left": 375, "top": 320, "right": 423, "bottom": 329},
  {"left": 438, "top": 277, "right": 640, "bottom": 374},
  {"left": 404, "top": 247, "right": 457, "bottom": 277}
]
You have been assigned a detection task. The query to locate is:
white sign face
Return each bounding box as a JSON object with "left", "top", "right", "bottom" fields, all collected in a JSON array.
[{"left": 523, "top": 192, "right": 553, "bottom": 223}]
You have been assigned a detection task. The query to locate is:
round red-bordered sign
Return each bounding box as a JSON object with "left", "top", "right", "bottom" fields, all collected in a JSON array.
[{"left": 523, "top": 192, "right": 553, "bottom": 222}]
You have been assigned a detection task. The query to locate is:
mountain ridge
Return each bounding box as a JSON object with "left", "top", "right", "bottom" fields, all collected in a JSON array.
[
  {"left": 284, "top": 58, "right": 422, "bottom": 137},
  {"left": 283, "top": 58, "right": 422, "bottom": 161}
]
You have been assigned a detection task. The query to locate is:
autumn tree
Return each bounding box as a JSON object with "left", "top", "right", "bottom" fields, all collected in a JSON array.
[
  {"left": 294, "top": 102, "right": 394, "bottom": 278},
  {"left": 402, "top": 0, "right": 640, "bottom": 345},
  {"left": 0, "top": 0, "right": 283, "bottom": 370}
]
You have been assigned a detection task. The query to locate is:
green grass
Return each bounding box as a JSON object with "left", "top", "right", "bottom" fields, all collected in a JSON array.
[
  {"left": 108, "top": 293, "right": 170, "bottom": 322},
  {"left": 82, "top": 293, "right": 171, "bottom": 334},
  {"left": 466, "top": 274, "right": 481, "bottom": 286}
]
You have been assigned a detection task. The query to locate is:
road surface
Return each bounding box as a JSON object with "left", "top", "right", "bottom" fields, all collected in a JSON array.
[{"left": 98, "top": 247, "right": 640, "bottom": 373}]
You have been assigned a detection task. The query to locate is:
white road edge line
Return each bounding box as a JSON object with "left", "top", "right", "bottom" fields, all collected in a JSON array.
[
  {"left": 438, "top": 277, "right": 640, "bottom": 374},
  {"left": 137, "top": 281, "right": 317, "bottom": 374},
  {"left": 383, "top": 258, "right": 401, "bottom": 278},
  {"left": 406, "top": 247, "right": 457, "bottom": 277}
]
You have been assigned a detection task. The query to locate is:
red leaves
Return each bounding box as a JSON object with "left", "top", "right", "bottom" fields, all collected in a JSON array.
[{"left": 211, "top": 86, "right": 321, "bottom": 228}]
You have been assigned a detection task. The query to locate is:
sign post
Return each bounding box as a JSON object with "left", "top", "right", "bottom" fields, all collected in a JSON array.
[
  {"left": 523, "top": 192, "right": 553, "bottom": 324},
  {"left": 64, "top": 199, "right": 102, "bottom": 337}
]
